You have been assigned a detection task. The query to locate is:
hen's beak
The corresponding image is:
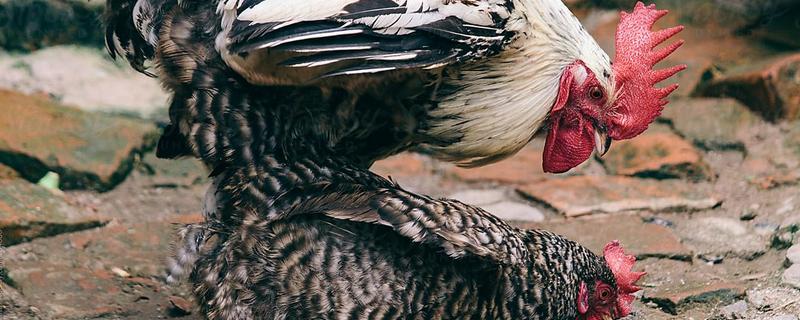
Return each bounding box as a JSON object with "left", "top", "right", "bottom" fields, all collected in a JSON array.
[{"left": 594, "top": 128, "right": 611, "bottom": 157}]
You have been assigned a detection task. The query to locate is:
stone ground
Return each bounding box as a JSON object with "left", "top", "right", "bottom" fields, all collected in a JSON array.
[{"left": 1, "top": 0, "right": 800, "bottom": 319}]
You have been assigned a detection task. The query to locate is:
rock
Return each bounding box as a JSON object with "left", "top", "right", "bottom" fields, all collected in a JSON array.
[
  {"left": 771, "top": 315, "right": 799, "bottom": 320},
  {"left": 110, "top": 267, "right": 131, "bottom": 278},
  {"left": 449, "top": 189, "right": 544, "bottom": 222},
  {"left": 0, "top": 0, "right": 105, "bottom": 51},
  {"left": 0, "top": 179, "right": 108, "bottom": 246},
  {"left": 139, "top": 152, "right": 207, "bottom": 188},
  {"left": 693, "top": 54, "right": 800, "bottom": 122},
  {"left": 772, "top": 226, "right": 798, "bottom": 250},
  {"left": 447, "top": 146, "right": 549, "bottom": 185},
  {"left": 749, "top": 5, "right": 800, "bottom": 48},
  {"left": 718, "top": 300, "right": 748, "bottom": 319},
  {"left": 783, "top": 264, "right": 800, "bottom": 289},
  {"left": 0, "top": 46, "right": 168, "bottom": 118},
  {"left": 449, "top": 189, "right": 508, "bottom": 206},
  {"left": 0, "top": 163, "right": 18, "bottom": 180},
  {"left": 371, "top": 152, "right": 428, "bottom": 179},
  {"left": 601, "top": 131, "right": 713, "bottom": 181},
  {"left": 644, "top": 280, "right": 746, "bottom": 315},
  {"left": 0, "top": 282, "right": 39, "bottom": 319},
  {"left": 0, "top": 89, "right": 158, "bottom": 191},
  {"left": 740, "top": 209, "right": 757, "bottom": 221},
  {"left": 522, "top": 216, "right": 692, "bottom": 261},
  {"left": 168, "top": 296, "right": 193, "bottom": 317},
  {"left": 746, "top": 287, "right": 800, "bottom": 314},
  {"left": 481, "top": 201, "right": 545, "bottom": 222},
  {"left": 677, "top": 217, "right": 770, "bottom": 260},
  {"left": 659, "top": 98, "right": 761, "bottom": 151},
  {"left": 788, "top": 244, "right": 800, "bottom": 264},
  {"left": 517, "top": 176, "right": 721, "bottom": 217},
  {"left": 371, "top": 152, "right": 441, "bottom": 196},
  {"left": 587, "top": 0, "right": 799, "bottom": 38}
]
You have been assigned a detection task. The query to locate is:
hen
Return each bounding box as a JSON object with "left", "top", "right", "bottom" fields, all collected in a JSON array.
[{"left": 191, "top": 184, "right": 645, "bottom": 319}]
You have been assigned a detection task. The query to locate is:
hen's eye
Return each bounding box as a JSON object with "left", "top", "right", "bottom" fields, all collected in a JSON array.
[
  {"left": 589, "top": 86, "right": 603, "bottom": 100},
  {"left": 597, "top": 287, "right": 612, "bottom": 302}
]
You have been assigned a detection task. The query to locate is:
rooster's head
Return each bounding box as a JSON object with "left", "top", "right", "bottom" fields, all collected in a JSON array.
[{"left": 543, "top": 2, "right": 685, "bottom": 173}]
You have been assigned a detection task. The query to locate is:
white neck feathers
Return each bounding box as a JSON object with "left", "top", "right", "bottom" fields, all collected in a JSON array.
[{"left": 422, "top": 0, "right": 612, "bottom": 166}]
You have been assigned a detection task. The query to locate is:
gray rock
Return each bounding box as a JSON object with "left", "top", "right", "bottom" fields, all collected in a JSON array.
[
  {"left": 0, "top": 281, "right": 40, "bottom": 319},
  {"left": 718, "top": 300, "right": 748, "bottom": 319},
  {"left": 480, "top": 201, "right": 545, "bottom": 222},
  {"left": 0, "top": 46, "right": 168, "bottom": 118},
  {"left": 449, "top": 189, "right": 509, "bottom": 206},
  {"left": 788, "top": 244, "right": 800, "bottom": 264},
  {"left": 0, "top": 0, "right": 105, "bottom": 51},
  {"left": 660, "top": 98, "right": 760, "bottom": 151},
  {"left": 770, "top": 315, "right": 798, "bottom": 320},
  {"left": 783, "top": 264, "right": 800, "bottom": 289},
  {"left": 678, "top": 217, "right": 770, "bottom": 260},
  {"left": 745, "top": 287, "right": 800, "bottom": 310}
]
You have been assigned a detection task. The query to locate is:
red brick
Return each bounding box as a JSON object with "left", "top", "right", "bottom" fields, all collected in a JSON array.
[
  {"left": 371, "top": 152, "right": 428, "bottom": 178},
  {"left": 602, "top": 131, "right": 713, "bottom": 181},
  {"left": 694, "top": 54, "right": 800, "bottom": 121},
  {"left": 447, "top": 147, "right": 548, "bottom": 184},
  {"left": 518, "top": 216, "right": 691, "bottom": 261},
  {"left": 517, "top": 176, "right": 720, "bottom": 217},
  {"left": 0, "top": 89, "right": 157, "bottom": 191}
]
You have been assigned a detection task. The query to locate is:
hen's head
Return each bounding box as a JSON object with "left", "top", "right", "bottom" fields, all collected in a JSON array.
[
  {"left": 543, "top": 2, "right": 686, "bottom": 173},
  {"left": 574, "top": 241, "right": 646, "bottom": 320}
]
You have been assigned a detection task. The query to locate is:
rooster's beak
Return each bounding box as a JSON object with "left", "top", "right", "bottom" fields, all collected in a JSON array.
[{"left": 594, "top": 128, "right": 611, "bottom": 157}]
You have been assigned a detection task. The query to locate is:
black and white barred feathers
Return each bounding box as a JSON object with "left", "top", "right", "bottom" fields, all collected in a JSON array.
[{"left": 103, "top": 0, "right": 622, "bottom": 319}]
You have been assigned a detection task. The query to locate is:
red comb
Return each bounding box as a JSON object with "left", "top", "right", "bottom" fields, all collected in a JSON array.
[
  {"left": 607, "top": 2, "right": 686, "bottom": 140},
  {"left": 604, "top": 241, "right": 646, "bottom": 317}
]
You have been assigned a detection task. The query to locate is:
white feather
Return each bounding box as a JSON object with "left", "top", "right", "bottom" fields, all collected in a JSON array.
[{"left": 422, "top": 0, "right": 613, "bottom": 164}]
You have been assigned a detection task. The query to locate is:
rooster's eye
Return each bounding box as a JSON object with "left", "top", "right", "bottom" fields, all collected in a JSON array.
[{"left": 589, "top": 86, "right": 603, "bottom": 100}]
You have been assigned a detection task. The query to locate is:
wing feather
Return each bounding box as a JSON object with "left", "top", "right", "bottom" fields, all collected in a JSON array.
[
  {"left": 275, "top": 183, "right": 529, "bottom": 265},
  {"left": 218, "top": 0, "right": 512, "bottom": 82}
]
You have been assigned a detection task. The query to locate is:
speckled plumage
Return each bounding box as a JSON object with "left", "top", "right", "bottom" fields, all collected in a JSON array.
[{"left": 103, "top": 0, "right": 632, "bottom": 318}]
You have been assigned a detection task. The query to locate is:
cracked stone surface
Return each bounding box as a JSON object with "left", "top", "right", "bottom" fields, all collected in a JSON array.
[
  {"left": 0, "top": 179, "right": 109, "bottom": 246},
  {"left": 517, "top": 176, "right": 721, "bottom": 217},
  {"left": 0, "top": 89, "right": 158, "bottom": 191}
]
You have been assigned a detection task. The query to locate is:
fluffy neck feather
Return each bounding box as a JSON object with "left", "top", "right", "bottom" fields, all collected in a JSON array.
[{"left": 423, "top": 0, "right": 612, "bottom": 167}]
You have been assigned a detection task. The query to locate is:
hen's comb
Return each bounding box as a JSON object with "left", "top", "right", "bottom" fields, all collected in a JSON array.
[
  {"left": 604, "top": 241, "right": 646, "bottom": 317},
  {"left": 607, "top": 2, "right": 686, "bottom": 140}
]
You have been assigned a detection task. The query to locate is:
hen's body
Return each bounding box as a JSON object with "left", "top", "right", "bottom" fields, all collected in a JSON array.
[{"left": 193, "top": 213, "right": 609, "bottom": 320}]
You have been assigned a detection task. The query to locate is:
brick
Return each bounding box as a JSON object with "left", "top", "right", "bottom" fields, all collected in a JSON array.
[
  {"left": 517, "top": 176, "right": 720, "bottom": 217},
  {"left": 517, "top": 216, "right": 691, "bottom": 261},
  {"left": 693, "top": 54, "right": 800, "bottom": 122},
  {"left": 0, "top": 90, "right": 158, "bottom": 191},
  {"left": 602, "top": 131, "right": 713, "bottom": 181}
]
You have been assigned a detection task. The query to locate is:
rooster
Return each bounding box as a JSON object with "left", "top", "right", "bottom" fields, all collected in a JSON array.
[
  {"left": 106, "top": 0, "right": 684, "bottom": 172},
  {"left": 103, "top": 0, "right": 682, "bottom": 319}
]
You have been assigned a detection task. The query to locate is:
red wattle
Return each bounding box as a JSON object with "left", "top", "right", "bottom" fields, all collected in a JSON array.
[{"left": 542, "top": 114, "right": 595, "bottom": 174}]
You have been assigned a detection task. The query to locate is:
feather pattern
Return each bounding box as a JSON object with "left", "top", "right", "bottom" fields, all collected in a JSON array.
[{"left": 216, "top": 0, "right": 512, "bottom": 81}]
